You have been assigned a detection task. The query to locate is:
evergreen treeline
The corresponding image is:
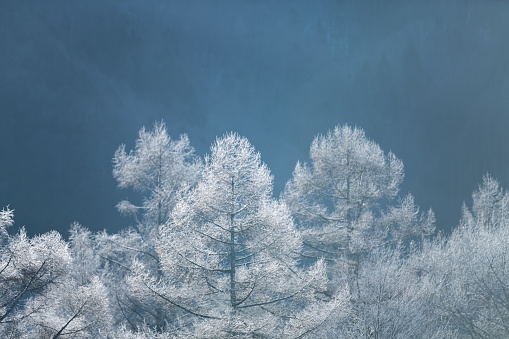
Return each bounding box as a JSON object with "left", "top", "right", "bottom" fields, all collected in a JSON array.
[{"left": 1, "top": 122, "right": 506, "bottom": 338}]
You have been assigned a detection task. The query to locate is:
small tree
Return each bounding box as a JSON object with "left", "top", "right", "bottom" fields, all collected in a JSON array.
[
  {"left": 0, "top": 206, "right": 14, "bottom": 237},
  {"left": 113, "top": 121, "right": 202, "bottom": 240}
]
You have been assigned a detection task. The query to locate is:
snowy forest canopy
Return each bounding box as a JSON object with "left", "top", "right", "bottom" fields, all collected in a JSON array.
[{"left": 1, "top": 122, "right": 507, "bottom": 338}]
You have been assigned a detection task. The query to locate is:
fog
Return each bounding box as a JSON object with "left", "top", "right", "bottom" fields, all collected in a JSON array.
[{"left": 1, "top": 0, "right": 509, "bottom": 235}]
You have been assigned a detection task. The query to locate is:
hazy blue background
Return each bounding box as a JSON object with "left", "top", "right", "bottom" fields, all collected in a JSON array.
[{"left": 2, "top": 0, "right": 509, "bottom": 236}]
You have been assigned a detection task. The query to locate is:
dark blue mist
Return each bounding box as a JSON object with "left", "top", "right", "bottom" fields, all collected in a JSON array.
[{"left": 1, "top": 0, "right": 509, "bottom": 236}]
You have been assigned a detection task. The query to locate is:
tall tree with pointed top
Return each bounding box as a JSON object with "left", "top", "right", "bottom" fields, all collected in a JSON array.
[{"left": 130, "top": 133, "right": 335, "bottom": 337}]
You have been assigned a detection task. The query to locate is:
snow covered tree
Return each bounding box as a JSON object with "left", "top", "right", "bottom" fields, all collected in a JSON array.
[
  {"left": 316, "top": 244, "right": 445, "bottom": 338},
  {"left": 0, "top": 206, "right": 14, "bottom": 238},
  {"left": 64, "top": 223, "right": 159, "bottom": 335},
  {"left": 129, "top": 133, "right": 336, "bottom": 337},
  {"left": 282, "top": 125, "right": 434, "bottom": 292},
  {"left": 0, "top": 226, "right": 71, "bottom": 337},
  {"left": 67, "top": 223, "right": 104, "bottom": 286},
  {"left": 94, "top": 228, "right": 174, "bottom": 331},
  {"left": 113, "top": 120, "right": 202, "bottom": 240},
  {"left": 418, "top": 175, "right": 509, "bottom": 338},
  {"left": 465, "top": 174, "right": 509, "bottom": 231},
  {"left": 28, "top": 276, "right": 111, "bottom": 338},
  {"left": 108, "top": 121, "right": 203, "bottom": 330}
]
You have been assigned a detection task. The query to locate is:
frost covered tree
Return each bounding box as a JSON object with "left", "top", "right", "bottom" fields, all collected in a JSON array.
[
  {"left": 316, "top": 244, "right": 446, "bottom": 338},
  {"left": 0, "top": 215, "right": 112, "bottom": 338},
  {"left": 59, "top": 223, "right": 153, "bottom": 336},
  {"left": 129, "top": 133, "right": 336, "bottom": 337},
  {"left": 93, "top": 227, "right": 177, "bottom": 332},
  {"left": 465, "top": 174, "right": 509, "bottom": 231},
  {"left": 28, "top": 276, "right": 111, "bottom": 338},
  {"left": 0, "top": 206, "right": 14, "bottom": 238},
  {"left": 418, "top": 175, "right": 509, "bottom": 338},
  {"left": 0, "top": 212, "right": 71, "bottom": 337},
  {"left": 107, "top": 121, "right": 203, "bottom": 330},
  {"left": 282, "top": 125, "right": 434, "bottom": 290},
  {"left": 113, "top": 121, "right": 202, "bottom": 240}
]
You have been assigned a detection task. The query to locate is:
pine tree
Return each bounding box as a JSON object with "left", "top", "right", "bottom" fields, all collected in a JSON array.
[{"left": 129, "top": 133, "right": 335, "bottom": 337}]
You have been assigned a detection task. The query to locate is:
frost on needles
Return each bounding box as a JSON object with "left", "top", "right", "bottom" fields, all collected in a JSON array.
[{"left": 2, "top": 121, "right": 509, "bottom": 338}]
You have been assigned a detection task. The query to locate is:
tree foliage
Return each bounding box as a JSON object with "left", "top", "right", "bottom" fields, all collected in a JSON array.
[
  {"left": 5, "top": 123, "right": 509, "bottom": 338},
  {"left": 416, "top": 175, "right": 509, "bottom": 338},
  {"left": 283, "top": 125, "right": 434, "bottom": 262},
  {"left": 109, "top": 122, "right": 203, "bottom": 330},
  {"left": 113, "top": 121, "right": 202, "bottom": 237},
  {"left": 130, "top": 133, "right": 335, "bottom": 337}
]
